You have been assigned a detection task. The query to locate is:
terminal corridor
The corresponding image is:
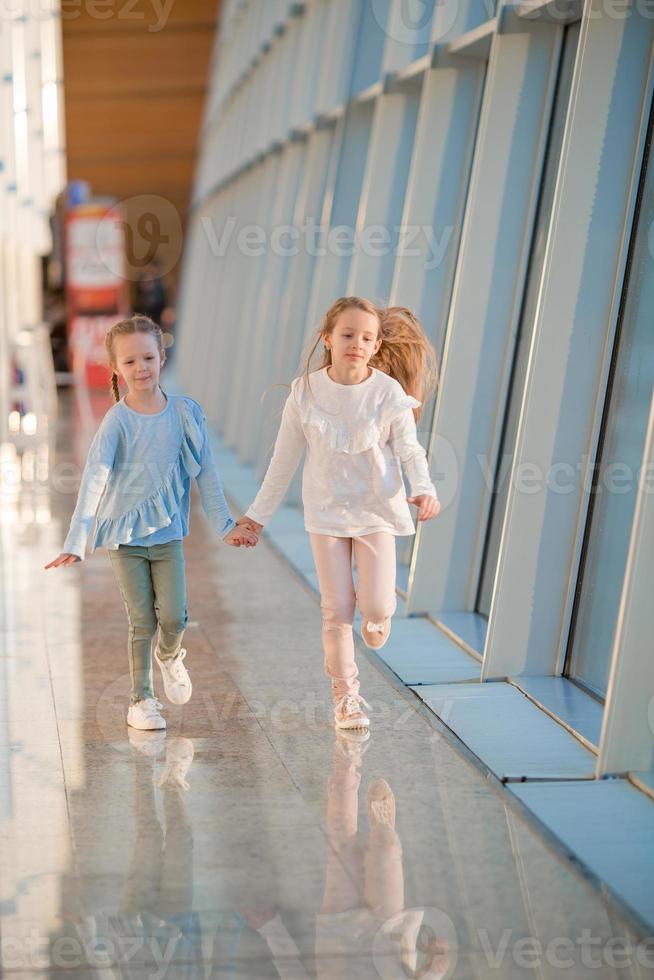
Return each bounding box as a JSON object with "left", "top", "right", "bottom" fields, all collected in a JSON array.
[
  {"left": 0, "top": 391, "right": 648, "bottom": 979},
  {"left": 2, "top": 0, "right": 654, "bottom": 976}
]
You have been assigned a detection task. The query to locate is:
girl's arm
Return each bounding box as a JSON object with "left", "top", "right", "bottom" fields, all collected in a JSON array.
[
  {"left": 195, "top": 416, "right": 240, "bottom": 540},
  {"left": 390, "top": 408, "right": 438, "bottom": 500},
  {"left": 60, "top": 418, "right": 120, "bottom": 561},
  {"left": 244, "top": 388, "right": 306, "bottom": 527}
]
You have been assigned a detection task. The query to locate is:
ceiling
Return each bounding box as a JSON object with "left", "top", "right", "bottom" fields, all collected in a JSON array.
[{"left": 62, "top": 0, "right": 220, "bottom": 291}]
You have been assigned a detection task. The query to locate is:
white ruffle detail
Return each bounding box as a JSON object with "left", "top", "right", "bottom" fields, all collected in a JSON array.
[
  {"left": 91, "top": 398, "right": 203, "bottom": 550},
  {"left": 294, "top": 380, "right": 421, "bottom": 455}
]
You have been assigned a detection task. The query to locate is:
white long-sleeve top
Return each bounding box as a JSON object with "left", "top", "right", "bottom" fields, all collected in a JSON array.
[{"left": 246, "top": 367, "right": 437, "bottom": 537}]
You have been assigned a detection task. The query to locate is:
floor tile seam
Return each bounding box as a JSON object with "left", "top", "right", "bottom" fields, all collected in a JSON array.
[{"left": 39, "top": 616, "right": 76, "bottom": 853}]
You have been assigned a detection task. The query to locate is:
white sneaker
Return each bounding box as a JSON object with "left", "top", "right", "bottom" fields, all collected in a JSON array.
[
  {"left": 159, "top": 736, "right": 194, "bottom": 791},
  {"left": 127, "top": 728, "right": 166, "bottom": 757},
  {"left": 334, "top": 693, "right": 371, "bottom": 730},
  {"left": 334, "top": 729, "right": 371, "bottom": 768},
  {"left": 155, "top": 646, "right": 192, "bottom": 705},
  {"left": 336, "top": 727, "right": 371, "bottom": 748},
  {"left": 127, "top": 698, "right": 166, "bottom": 731}
]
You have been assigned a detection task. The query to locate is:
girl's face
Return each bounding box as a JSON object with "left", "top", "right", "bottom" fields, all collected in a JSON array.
[
  {"left": 325, "top": 309, "right": 381, "bottom": 368},
  {"left": 113, "top": 332, "right": 164, "bottom": 392}
]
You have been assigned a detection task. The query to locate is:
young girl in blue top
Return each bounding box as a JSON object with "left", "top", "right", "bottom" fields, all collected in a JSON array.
[{"left": 45, "top": 314, "right": 258, "bottom": 732}]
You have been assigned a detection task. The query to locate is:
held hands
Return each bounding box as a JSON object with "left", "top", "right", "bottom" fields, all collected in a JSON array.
[
  {"left": 224, "top": 524, "right": 259, "bottom": 548},
  {"left": 406, "top": 495, "right": 441, "bottom": 522},
  {"left": 224, "top": 516, "right": 263, "bottom": 548},
  {"left": 46, "top": 521, "right": 264, "bottom": 561},
  {"left": 224, "top": 515, "right": 263, "bottom": 550},
  {"left": 45, "top": 553, "right": 80, "bottom": 569},
  {"left": 237, "top": 516, "right": 263, "bottom": 535}
]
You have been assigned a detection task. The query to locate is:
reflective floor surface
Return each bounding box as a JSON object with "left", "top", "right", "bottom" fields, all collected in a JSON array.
[{"left": 0, "top": 389, "right": 651, "bottom": 979}]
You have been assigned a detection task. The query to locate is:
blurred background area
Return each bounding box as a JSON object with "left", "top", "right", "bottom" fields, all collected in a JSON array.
[{"left": 1, "top": 0, "right": 217, "bottom": 418}]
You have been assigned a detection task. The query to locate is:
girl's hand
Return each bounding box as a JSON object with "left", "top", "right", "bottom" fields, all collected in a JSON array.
[
  {"left": 44, "top": 553, "right": 80, "bottom": 569},
  {"left": 406, "top": 495, "right": 441, "bottom": 521},
  {"left": 236, "top": 516, "right": 263, "bottom": 536},
  {"left": 224, "top": 527, "right": 258, "bottom": 548}
]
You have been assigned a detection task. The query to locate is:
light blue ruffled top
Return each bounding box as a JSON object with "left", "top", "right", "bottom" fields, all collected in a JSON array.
[{"left": 63, "top": 392, "right": 236, "bottom": 560}]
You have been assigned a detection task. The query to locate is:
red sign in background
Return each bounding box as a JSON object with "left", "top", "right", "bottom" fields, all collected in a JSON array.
[{"left": 65, "top": 202, "right": 129, "bottom": 388}]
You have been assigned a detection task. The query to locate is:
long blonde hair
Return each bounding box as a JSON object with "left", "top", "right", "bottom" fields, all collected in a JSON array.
[
  {"left": 373, "top": 306, "right": 438, "bottom": 421},
  {"left": 105, "top": 314, "right": 164, "bottom": 403},
  {"left": 300, "top": 297, "right": 438, "bottom": 422}
]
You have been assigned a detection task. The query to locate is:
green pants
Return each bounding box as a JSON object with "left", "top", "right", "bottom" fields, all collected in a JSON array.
[{"left": 108, "top": 540, "right": 188, "bottom": 704}]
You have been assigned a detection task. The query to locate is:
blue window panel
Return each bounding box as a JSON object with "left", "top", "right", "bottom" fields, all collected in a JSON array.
[
  {"left": 412, "top": 682, "right": 597, "bottom": 779},
  {"left": 511, "top": 780, "right": 654, "bottom": 931},
  {"left": 377, "top": 617, "right": 481, "bottom": 685},
  {"left": 510, "top": 676, "right": 604, "bottom": 748},
  {"left": 567, "top": 98, "right": 654, "bottom": 697},
  {"left": 350, "top": 0, "right": 392, "bottom": 95}
]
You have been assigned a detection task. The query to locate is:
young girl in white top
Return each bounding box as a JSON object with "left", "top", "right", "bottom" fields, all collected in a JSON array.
[
  {"left": 237, "top": 297, "right": 440, "bottom": 730},
  {"left": 45, "top": 314, "right": 258, "bottom": 732}
]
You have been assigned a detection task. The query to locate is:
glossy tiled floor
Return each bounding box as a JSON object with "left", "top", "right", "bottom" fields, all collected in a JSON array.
[{"left": 0, "top": 390, "right": 651, "bottom": 979}]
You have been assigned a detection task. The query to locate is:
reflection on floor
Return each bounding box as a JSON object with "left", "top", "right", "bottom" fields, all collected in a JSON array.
[{"left": 0, "top": 389, "right": 650, "bottom": 979}]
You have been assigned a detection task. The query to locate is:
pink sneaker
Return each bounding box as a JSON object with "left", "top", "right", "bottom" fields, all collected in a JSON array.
[
  {"left": 361, "top": 618, "right": 391, "bottom": 650},
  {"left": 367, "top": 778, "right": 396, "bottom": 829},
  {"left": 334, "top": 693, "right": 371, "bottom": 730}
]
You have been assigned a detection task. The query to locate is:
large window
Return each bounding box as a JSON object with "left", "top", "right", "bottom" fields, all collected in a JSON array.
[
  {"left": 476, "top": 22, "right": 580, "bottom": 617},
  {"left": 565, "top": 97, "right": 654, "bottom": 698}
]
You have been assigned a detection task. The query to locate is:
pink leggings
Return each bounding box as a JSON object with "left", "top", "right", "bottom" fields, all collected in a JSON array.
[{"left": 309, "top": 532, "right": 397, "bottom": 700}]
